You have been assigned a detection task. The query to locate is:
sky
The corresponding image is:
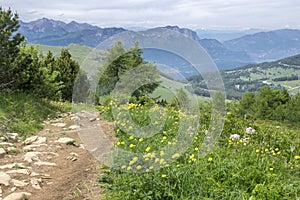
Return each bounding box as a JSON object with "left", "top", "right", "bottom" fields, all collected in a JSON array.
[{"left": 1, "top": 0, "right": 300, "bottom": 30}]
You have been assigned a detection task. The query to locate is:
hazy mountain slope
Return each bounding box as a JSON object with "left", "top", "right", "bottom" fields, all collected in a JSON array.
[
  {"left": 20, "top": 19, "right": 253, "bottom": 71},
  {"left": 224, "top": 29, "right": 300, "bottom": 63},
  {"left": 20, "top": 18, "right": 126, "bottom": 47}
]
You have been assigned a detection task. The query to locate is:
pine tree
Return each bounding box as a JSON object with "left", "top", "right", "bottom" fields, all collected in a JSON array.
[{"left": 0, "top": 7, "right": 25, "bottom": 89}]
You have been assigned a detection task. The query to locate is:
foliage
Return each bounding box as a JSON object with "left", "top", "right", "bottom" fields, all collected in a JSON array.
[
  {"left": 98, "top": 99, "right": 299, "bottom": 200},
  {"left": 0, "top": 7, "right": 25, "bottom": 89},
  {"left": 98, "top": 41, "right": 160, "bottom": 99},
  {"left": 0, "top": 8, "right": 84, "bottom": 101},
  {"left": 54, "top": 48, "right": 80, "bottom": 101},
  {"left": 237, "top": 86, "right": 299, "bottom": 125}
]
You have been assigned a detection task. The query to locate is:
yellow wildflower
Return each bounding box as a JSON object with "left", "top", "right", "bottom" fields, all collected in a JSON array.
[
  {"left": 295, "top": 155, "right": 300, "bottom": 160},
  {"left": 161, "top": 174, "right": 167, "bottom": 178},
  {"left": 129, "top": 135, "right": 135, "bottom": 140},
  {"left": 265, "top": 148, "right": 269, "bottom": 152},
  {"left": 172, "top": 153, "right": 180, "bottom": 159},
  {"left": 129, "top": 144, "right": 135, "bottom": 148},
  {"left": 136, "top": 165, "right": 142, "bottom": 170},
  {"left": 145, "top": 147, "right": 151, "bottom": 152},
  {"left": 208, "top": 157, "right": 213, "bottom": 162},
  {"left": 138, "top": 138, "right": 144, "bottom": 142}
]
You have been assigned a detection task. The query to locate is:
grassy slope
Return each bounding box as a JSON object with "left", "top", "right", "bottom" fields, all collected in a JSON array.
[{"left": 0, "top": 92, "right": 71, "bottom": 137}]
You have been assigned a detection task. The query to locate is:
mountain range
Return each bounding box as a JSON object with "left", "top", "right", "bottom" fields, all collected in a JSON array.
[
  {"left": 19, "top": 18, "right": 300, "bottom": 72},
  {"left": 19, "top": 18, "right": 252, "bottom": 70}
]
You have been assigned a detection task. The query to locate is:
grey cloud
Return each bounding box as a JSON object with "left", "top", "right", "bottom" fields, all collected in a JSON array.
[{"left": 0, "top": 0, "right": 299, "bottom": 29}]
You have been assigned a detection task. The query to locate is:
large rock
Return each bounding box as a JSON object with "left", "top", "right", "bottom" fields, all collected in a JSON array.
[
  {"left": 3, "top": 192, "right": 31, "bottom": 200},
  {"left": 0, "top": 172, "right": 11, "bottom": 186}
]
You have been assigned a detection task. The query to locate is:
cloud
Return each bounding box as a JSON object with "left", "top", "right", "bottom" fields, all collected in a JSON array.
[{"left": 0, "top": 0, "right": 299, "bottom": 29}]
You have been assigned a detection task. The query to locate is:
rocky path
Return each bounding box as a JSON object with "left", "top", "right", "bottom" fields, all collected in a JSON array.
[{"left": 0, "top": 112, "right": 114, "bottom": 200}]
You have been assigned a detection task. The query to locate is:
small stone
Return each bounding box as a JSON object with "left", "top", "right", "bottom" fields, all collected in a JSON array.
[
  {"left": 71, "top": 116, "right": 80, "bottom": 121},
  {"left": 71, "top": 157, "right": 77, "bottom": 161},
  {"left": 0, "top": 148, "right": 6, "bottom": 157},
  {"left": 89, "top": 118, "right": 97, "bottom": 122},
  {"left": 55, "top": 137, "right": 75, "bottom": 144},
  {"left": 0, "top": 142, "right": 14, "bottom": 147},
  {"left": 12, "top": 179, "right": 28, "bottom": 187},
  {"left": 24, "top": 152, "right": 41, "bottom": 163},
  {"left": 70, "top": 152, "right": 78, "bottom": 157},
  {"left": 6, "top": 133, "right": 19, "bottom": 141},
  {"left": 0, "top": 172, "right": 11, "bottom": 186},
  {"left": 0, "top": 136, "right": 6, "bottom": 141},
  {"left": 79, "top": 144, "right": 85, "bottom": 149},
  {"left": 23, "top": 144, "right": 47, "bottom": 151},
  {"left": 10, "top": 187, "right": 16, "bottom": 192},
  {"left": 51, "top": 123, "right": 66, "bottom": 127},
  {"left": 24, "top": 136, "right": 38, "bottom": 145},
  {"left": 68, "top": 125, "right": 80, "bottom": 130},
  {"left": 3, "top": 192, "right": 31, "bottom": 200},
  {"left": 34, "top": 161, "right": 56, "bottom": 167},
  {"left": 34, "top": 137, "right": 47, "bottom": 144},
  {"left": 0, "top": 163, "right": 27, "bottom": 170},
  {"left": 6, "top": 169, "right": 30, "bottom": 175},
  {"left": 30, "top": 178, "right": 42, "bottom": 190},
  {"left": 6, "top": 147, "right": 17, "bottom": 153},
  {"left": 30, "top": 172, "right": 40, "bottom": 177}
]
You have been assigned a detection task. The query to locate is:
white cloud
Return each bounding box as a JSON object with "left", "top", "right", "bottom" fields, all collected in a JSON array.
[{"left": 0, "top": 0, "right": 299, "bottom": 29}]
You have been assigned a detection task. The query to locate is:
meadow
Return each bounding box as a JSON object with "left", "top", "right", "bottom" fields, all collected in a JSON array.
[{"left": 97, "top": 99, "right": 300, "bottom": 200}]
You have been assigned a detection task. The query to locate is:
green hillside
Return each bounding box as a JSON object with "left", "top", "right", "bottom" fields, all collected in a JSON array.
[{"left": 190, "top": 54, "right": 300, "bottom": 99}]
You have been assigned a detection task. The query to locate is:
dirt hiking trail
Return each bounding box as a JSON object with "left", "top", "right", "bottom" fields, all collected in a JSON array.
[{"left": 0, "top": 112, "right": 115, "bottom": 200}]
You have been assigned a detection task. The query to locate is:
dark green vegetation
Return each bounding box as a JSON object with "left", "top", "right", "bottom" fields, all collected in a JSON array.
[
  {"left": 97, "top": 41, "right": 160, "bottom": 98},
  {"left": 0, "top": 8, "right": 76, "bottom": 135},
  {"left": 0, "top": 7, "right": 88, "bottom": 101},
  {"left": 189, "top": 54, "right": 300, "bottom": 99},
  {"left": 238, "top": 86, "right": 300, "bottom": 125}
]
